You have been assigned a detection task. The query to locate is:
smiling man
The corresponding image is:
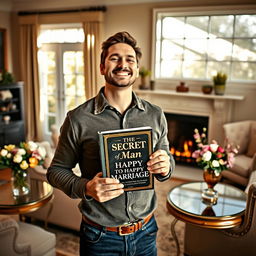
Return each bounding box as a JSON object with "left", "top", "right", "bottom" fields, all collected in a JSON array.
[{"left": 47, "top": 31, "right": 175, "bottom": 256}]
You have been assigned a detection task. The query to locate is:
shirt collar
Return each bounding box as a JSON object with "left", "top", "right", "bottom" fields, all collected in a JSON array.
[{"left": 94, "top": 87, "right": 145, "bottom": 115}]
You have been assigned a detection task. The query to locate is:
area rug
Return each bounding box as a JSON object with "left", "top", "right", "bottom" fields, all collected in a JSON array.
[{"left": 52, "top": 178, "right": 185, "bottom": 256}]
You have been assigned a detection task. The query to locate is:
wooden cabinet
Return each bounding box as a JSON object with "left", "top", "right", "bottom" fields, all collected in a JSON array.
[{"left": 0, "top": 83, "right": 25, "bottom": 147}]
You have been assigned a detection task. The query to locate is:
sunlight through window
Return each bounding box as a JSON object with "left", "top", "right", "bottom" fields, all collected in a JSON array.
[
  {"left": 38, "top": 25, "right": 85, "bottom": 138},
  {"left": 155, "top": 12, "right": 256, "bottom": 81}
]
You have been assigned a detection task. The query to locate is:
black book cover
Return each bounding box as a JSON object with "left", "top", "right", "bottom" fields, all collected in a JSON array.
[{"left": 98, "top": 126, "right": 153, "bottom": 191}]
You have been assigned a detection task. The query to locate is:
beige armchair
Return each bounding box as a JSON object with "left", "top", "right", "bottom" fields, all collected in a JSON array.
[
  {"left": 0, "top": 215, "right": 56, "bottom": 256},
  {"left": 221, "top": 120, "right": 256, "bottom": 187},
  {"left": 184, "top": 173, "right": 256, "bottom": 256}
]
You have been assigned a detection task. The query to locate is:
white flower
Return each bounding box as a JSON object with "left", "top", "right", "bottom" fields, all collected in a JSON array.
[
  {"left": 212, "top": 160, "right": 220, "bottom": 167},
  {"left": 13, "top": 154, "right": 23, "bottom": 163},
  {"left": 214, "top": 170, "right": 221, "bottom": 176},
  {"left": 38, "top": 146, "right": 46, "bottom": 159},
  {"left": 17, "top": 148, "right": 26, "bottom": 155},
  {"left": 7, "top": 153, "right": 12, "bottom": 158},
  {"left": 210, "top": 144, "right": 219, "bottom": 152},
  {"left": 0, "top": 149, "right": 8, "bottom": 157},
  {"left": 202, "top": 151, "right": 212, "bottom": 161},
  {"left": 27, "top": 141, "right": 38, "bottom": 151}
]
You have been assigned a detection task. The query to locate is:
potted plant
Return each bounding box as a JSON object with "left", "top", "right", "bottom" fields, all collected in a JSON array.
[
  {"left": 212, "top": 71, "right": 227, "bottom": 95},
  {"left": 139, "top": 67, "right": 151, "bottom": 90},
  {"left": 0, "top": 70, "right": 15, "bottom": 85}
]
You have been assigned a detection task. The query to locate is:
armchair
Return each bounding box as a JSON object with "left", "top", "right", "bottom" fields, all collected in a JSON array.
[
  {"left": 0, "top": 215, "right": 56, "bottom": 256},
  {"left": 184, "top": 175, "right": 256, "bottom": 256},
  {"left": 221, "top": 120, "right": 256, "bottom": 187}
]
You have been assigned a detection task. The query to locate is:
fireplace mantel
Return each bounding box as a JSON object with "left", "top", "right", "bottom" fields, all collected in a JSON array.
[{"left": 135, "top": 89, "right": 244, "bottom": 143}]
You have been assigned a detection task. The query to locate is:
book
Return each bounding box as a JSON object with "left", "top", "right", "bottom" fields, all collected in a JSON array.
[{"left": 98, "top": 126, "right": 153, "bottom": 191}]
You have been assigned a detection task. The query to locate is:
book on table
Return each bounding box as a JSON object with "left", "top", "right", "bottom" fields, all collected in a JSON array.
[{"left": 98, "top": 126, "right": 153, "bottom": 191}]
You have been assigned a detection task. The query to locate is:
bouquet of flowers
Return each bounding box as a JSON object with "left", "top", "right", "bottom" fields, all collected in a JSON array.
[
  {"left": 192, "top": 128, "right": 239, "bottom": 174},
  {"left": 0, "top": 141, "right": 46, "bottom": 172}
]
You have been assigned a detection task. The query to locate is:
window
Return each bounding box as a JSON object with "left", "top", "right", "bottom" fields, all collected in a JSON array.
[
  {"left": 38, "top": 25, "right": 85, "bottom": 138},
  {"left": 153, "top": 8, "right": 256, "bottom": 82}
]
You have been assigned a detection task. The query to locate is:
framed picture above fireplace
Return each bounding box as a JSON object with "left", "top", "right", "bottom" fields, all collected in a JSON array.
[{"left": 0, "top": 28, "right": 7, "bottom": 72}]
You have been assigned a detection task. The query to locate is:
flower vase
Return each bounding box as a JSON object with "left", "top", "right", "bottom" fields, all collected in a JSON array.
[
  {"left": 202, "top": 169, "right": 222, "bottom": 204},
  {"left": 11, "top": 169, "right": 30, "bottom": 197}
]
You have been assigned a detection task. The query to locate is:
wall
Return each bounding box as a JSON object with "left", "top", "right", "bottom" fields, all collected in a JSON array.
[
  {"left": 104, "top": 2, "right": 256, "bottom": 123},
  {"left": 1, "top": 0, "right": 256, "bottom": 123},
  {"left": 0, "top": 10, "right": 13, "bottom": 72}
]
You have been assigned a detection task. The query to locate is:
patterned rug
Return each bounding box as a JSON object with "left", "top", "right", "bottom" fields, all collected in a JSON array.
[{"left": 50, "top": 178, "right": 185, "bottom": 256}]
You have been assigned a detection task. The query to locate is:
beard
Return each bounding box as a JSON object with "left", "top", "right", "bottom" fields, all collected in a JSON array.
[{"left": 104, "top": 67, "right": 137, "bottom": 88}]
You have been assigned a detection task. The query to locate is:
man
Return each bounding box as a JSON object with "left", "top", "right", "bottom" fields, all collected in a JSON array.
[{"left": 47, "top": 31, "right": 175, "bottom": 256}]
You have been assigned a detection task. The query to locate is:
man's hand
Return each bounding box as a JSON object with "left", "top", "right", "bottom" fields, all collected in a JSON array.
[
  {"left": 85, "top": 172, "right": 124, "bottom": 202},
  {"left": 147, "top": 149, "right": 170, "bottom": 177}
]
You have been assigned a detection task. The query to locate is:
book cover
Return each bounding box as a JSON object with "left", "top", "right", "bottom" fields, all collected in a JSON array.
[{"left": 98, "top": 126, "right": 153, "bottom": 191}]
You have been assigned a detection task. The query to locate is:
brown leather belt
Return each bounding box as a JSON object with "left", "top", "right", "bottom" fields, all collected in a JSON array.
[{"left": 82, "top": 214, "right": 153, "bottom": 236}]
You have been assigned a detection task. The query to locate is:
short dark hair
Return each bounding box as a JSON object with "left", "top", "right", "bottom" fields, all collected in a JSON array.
[{"left": 100, "top": 31, "right": 142, "bottom": 65}]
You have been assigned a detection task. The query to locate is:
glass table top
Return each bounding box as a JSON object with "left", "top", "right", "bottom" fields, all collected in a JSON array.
[
  {"left": 167, "top": 182, "right": 247, "bottom": 218},
  {"left": 0, "top": 178, "right": 53, "bottom": 210}
]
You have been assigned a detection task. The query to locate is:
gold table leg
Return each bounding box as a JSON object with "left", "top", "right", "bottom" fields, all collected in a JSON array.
[{"left": 171, "top": 218, "right": 180, "bottom": 256}]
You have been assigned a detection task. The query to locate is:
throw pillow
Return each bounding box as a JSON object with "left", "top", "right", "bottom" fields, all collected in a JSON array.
[{"left": 246, "top": 123, "right": 256, "bottom": 157}]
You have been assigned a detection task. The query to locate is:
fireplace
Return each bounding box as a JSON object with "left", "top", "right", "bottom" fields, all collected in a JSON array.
[
  {"left": 165, "top": 113, "right": 209, "bottom": 165},
  {"left": 136, "top": 89, "right": 243, "bottom": 147}
]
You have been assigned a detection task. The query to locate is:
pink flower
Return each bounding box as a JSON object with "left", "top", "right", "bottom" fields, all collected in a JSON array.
[
  {"left": 202, "top": 145, "right": 210, "bottom": 153},
  {"left": 194, "top": 133, "right": 200, "bottom": 139},
  {"left": 192, "top": 150, "right": 201, "bottom": 158},
  {"left": 227, "top": 153, "right": 235, "bottom": 167},
  {"left": 233, "top": 148, "right": 239, "bottom": 154},
  {"left": 218, "top": 146, "right": 225, "bottom": 153},
  {"left": 197, "top": 143, "right": 203, "bottom": 148},
  {"left": 192, "top": 128, "right": 239, "bottom": 172}
]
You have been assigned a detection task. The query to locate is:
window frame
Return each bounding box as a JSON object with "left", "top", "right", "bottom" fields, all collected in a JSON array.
[{"left": 151, "top": 6, "right": 256, "bottom": 86}]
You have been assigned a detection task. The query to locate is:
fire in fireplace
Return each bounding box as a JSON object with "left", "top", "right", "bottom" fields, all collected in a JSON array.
[{"left": 165, "top": 113, "right": 209, "bottom": 165}]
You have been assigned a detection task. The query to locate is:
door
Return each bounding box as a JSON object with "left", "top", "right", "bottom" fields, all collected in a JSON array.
[{"left": 38, "top": 43, "right": 85, "bottom": 140}]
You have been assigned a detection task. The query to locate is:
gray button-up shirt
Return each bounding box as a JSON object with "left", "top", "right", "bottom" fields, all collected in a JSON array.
[{"left": 47, "top": 87, "right": 175, "bottom": 227}]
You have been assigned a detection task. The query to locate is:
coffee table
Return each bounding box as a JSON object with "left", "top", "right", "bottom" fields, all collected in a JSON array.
[
  {"left": 166, "top": 182, "right": 246, "bottom": 256},
  {"left": 0, "top": 168, "right": 53, "bottom": 217}
]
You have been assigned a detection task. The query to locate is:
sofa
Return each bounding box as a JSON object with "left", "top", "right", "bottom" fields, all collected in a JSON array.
[
  {"left": 25, "top": 141, "right": 82, "bottom": 231},
  {"left": 221, "top": 120, "right": 256, "bottom": 188}
]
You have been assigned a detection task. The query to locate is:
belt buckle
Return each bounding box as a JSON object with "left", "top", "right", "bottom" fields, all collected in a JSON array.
[{"left": 118, "top": 222, "right": 135, "bottom": 236}]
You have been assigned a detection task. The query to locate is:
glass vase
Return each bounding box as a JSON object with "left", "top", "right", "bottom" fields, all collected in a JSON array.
[
  {"left": 11, "top": 169, "right": 30, "bottom": 197},
  {"left": 201, "top": 168, "right": 222, "bottom": 204}
]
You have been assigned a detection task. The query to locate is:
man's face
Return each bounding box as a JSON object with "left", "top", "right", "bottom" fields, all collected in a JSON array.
[{"left": 100, "top": 43, "right": 139, "bottom": 88}]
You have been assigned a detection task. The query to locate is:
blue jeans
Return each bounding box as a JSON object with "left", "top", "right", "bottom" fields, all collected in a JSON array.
[{"left": 79, "top": 216, "right": 158, "bottom": 256}]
